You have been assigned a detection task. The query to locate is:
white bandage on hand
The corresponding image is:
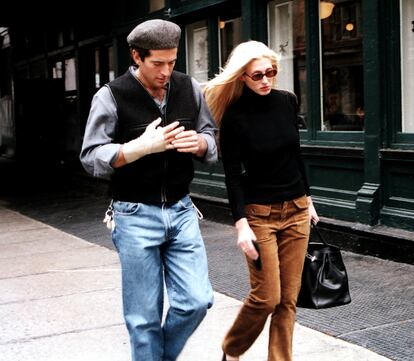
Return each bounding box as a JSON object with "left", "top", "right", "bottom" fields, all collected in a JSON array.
[{"left": 122, "top": 117, "right": 169, "bottom": 163}]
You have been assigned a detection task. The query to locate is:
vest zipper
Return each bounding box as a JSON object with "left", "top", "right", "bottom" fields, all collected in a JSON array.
[{"left": 161, "top": 111, "right": 168, "bottom": 202}]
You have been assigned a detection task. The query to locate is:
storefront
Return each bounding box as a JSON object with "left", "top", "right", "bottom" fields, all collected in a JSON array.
[{"left": 1, "top": 0, "right": 413, "bottom": 260}]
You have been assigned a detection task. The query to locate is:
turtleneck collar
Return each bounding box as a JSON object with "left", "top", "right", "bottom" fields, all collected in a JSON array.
[{"left": 239, "top": 85, "right": 274, "bottom": 108}]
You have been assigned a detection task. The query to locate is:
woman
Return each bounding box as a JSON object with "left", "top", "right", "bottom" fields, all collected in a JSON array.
[{"left": 204, "top": 41, "right": 319, "bottom": 361}]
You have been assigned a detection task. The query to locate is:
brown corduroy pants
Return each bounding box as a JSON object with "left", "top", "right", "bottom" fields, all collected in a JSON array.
[{"left": 222, "top": 195, "right": 310, "bottom": 361}]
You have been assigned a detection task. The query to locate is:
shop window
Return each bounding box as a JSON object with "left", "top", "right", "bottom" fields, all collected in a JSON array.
[
  {"left": 321, "top": 0, "right": 364, "bottom": 131},
  {"left": 49, "top": 28, "right": 74, "bottom": 50},
  {"left": 52, "top": 58, "right": 77, "bottom": 92},
  {"left": 94, "top": 46, "right": 115, "bottom": 89},
  {"left": 219, "top": 17, "right": 242, "bottom": 66},
  {"left": 0, "top": 27, "right": 10, "bottom": 49},
  {"left": 150, "top": 0, "right": 164, "bottom": 12},
  {"left": 65, "top": 58, "right": 76, "bottom": 92},
  {"left": 268, "top": 0, "right": 307, "bottom": 129},
  {"left": 401, "top": 0, "right": 414, "bottom": 133},
  {"left": 95, "top": 50, "right": 100, "bottom": 88},
  {"left": 109, "top": 47, "right": 115, "bottom": 82},
  {"left": 0, "top": 29, "right": 11, "bottom": 96},
  {"left": 186, "top": 20, "right": 209, "bottom": 84}
]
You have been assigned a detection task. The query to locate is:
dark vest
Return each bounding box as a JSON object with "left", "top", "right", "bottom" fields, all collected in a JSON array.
[{"left": 107, "top": 70, "right": 198, "bottom": 203}]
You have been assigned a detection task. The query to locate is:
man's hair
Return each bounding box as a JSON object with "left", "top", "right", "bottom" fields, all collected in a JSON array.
[{"left": 131, "top": 47, "right": 151, "bottom": 62}]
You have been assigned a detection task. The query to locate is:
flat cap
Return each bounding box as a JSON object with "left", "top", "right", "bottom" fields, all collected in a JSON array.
[{"left": 127, "top": 19, "right": 181, "bottom": 50}]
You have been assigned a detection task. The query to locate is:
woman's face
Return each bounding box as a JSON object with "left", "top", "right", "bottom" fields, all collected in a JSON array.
[{"left": 241, "top": 58, "right": 275, "bottom": 96}]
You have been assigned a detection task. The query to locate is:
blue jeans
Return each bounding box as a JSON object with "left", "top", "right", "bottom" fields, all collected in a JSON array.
[{"left": 112, "top": 195, "right": 213, "bottom": 361}]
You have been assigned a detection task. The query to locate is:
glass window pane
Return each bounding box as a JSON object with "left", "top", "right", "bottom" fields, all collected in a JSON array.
[
  {"left": 95, "top": 49, "right": 100, "bottom": 89},
  {"left": 108, "top": 46, "right": 115, "bottom": 81},
  {"left": 219, "top": 17, "right": 242, "bottom": 66},
  {"left": 321, "top": 0, "right": 364, "bottom": 131},
  {"left": 401, "top": 0, "right": 414, "bottom": 133},
  {"left": 65, "top": 58, "right": 77, "bottom": 91},
  {"left": 186, "top": 20, "right": 209, "bottom": 84},
  {"left": 0, "top": 27, "right": 10, "bottom": 48},
  {"left": 53, "top": 61, "right": 63, "bottom": 79},
  {"left": 268, "top": 0, "right": 307, "bottom": 129}
]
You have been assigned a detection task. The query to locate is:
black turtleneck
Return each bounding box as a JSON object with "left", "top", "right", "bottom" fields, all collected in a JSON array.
[{"left": 219, "top": 87, "right": 310, "bottom": 222}]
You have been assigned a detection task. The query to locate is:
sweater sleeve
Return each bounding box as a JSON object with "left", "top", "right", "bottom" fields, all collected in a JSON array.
[
  {"left": 219, "top": 114, "right": 247, "bottom": 222},
  {"left": 191, "top": 77, "right": 218, "bottom": 164},
  {"left": 79, "top": 86, "right": 121, "bottom": 179}
]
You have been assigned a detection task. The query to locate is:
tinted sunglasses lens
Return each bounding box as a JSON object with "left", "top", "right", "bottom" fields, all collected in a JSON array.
[
  {"left": 251, "top": 69, "right": 277, "bottom": 81},
  {"left": 266, "top": 69, "right": 277, "bottom": 78},
  {"left": 250, "top": 73, "right": 263, "bottom": 81}
]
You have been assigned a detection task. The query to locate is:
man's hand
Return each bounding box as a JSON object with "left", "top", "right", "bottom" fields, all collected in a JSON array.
[
  {"left": 122, "top": 118, "right": 184, "bottom": 163},
  {"left": 171, "top": 130, "right": 207, "bottom": 158}
]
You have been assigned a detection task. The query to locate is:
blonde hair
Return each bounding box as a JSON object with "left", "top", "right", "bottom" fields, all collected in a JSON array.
[{"left": 203, "top": 41, "right": 279, "bottom": 127}]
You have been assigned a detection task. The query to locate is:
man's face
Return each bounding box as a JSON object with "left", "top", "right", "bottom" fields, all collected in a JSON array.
[{"left": 133, "top": 48, "right": 177, "bottom": 91}]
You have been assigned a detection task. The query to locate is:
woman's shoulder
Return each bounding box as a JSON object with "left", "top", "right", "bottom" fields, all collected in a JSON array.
[
  {"left": 270, "top": 89, "right": 298, "bottom": 110},
  {"left": 272, "top": 89, "right": 297, "bottom": 101},
  {"left": 221, "top": 101, "right": 246, "bottom": 129},
  {"left": 224, "top": 97, "right": 246, "bottom": 116}
]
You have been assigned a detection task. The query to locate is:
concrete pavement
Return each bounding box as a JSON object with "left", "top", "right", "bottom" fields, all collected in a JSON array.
[{"left": 0, "top": 205, "right": 392, "bottom": 361}]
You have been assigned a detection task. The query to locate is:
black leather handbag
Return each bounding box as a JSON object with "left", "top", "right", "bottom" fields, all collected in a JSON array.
[{"left": 297, "top": 224, "right": 351, "bottom": 309}]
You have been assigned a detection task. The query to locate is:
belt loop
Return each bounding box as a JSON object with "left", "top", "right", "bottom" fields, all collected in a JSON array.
[
  {"left": 281, "top": 200, "right": 288, "bottom": 220},
  {"left": 192, "top": 201, "right": 204, "bottom": 220}
]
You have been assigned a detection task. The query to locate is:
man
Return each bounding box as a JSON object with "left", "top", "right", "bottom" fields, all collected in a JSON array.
[{"left": 80, "top": 19, "right": 217, "bottom": 361}]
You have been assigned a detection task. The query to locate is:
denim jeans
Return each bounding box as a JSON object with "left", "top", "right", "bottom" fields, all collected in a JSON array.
[
  {"left": 112, "top": 195, "right": 213, "bottom": 361},
  {"left": 222, "top": 195, "right": 309, "bottom": 361}
]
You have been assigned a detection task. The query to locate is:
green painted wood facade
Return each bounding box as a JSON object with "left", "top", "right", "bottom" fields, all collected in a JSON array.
[
  {"left": 0, "top": 0, "right": 413, "bottom": 253},
  {"left": 180, "top": 0, "right": 414, "bottom": 235}
]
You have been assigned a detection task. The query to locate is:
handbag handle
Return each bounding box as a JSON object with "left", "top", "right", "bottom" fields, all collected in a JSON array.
[{"left": 311, "top": 223, "right": 328, "bottom": 245}]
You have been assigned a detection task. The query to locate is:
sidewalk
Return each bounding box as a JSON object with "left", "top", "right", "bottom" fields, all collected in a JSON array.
[{"left": 0, "top": 205, "right": 391, "bottom": 361}]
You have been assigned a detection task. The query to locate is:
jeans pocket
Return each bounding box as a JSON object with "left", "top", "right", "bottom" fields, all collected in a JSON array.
[{"left": 113, "top": 201, "right": 141, "bottom": 216}]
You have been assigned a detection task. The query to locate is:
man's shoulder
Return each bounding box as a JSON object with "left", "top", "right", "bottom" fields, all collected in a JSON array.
[
  {"left": 107, "top": 69, "right": 133, "bottom": 89},
  {"left": 170, "top": 71, "right": 196, "bottom": 94},
  {"left": 172, "top": 70, "right": 192, "bottom": 82}
]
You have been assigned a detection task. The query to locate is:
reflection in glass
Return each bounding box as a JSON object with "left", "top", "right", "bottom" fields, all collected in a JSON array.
[
  {"left": 53, "top": 61, "right": 63, "bottom": 79},
  {"left": 65, "top": 58, "right": 77, "bottom": 91},
  {"left": 186, "top": 21, "right": 209, "bottom": 84},
  {"left": 321, "top": 0, "right": 364, "bottom": 131},
  {"left": 219, "top": 17, "right": 242, "bottom": 66},
  {"left": 94, "top": 47, "right": 115, "bottom": 89},
  {"left": 268, "top": 0, "right": 307, "bottom": 129},
  {"left": 95, "top": 49, "right": 100, "bottom": 89}
]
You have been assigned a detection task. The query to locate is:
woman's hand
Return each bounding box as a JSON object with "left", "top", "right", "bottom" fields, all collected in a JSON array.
[
  {"left": 307, "top": 196, "right": 320, "bottom": 225},
  {"left": 235, "top": 218, "right": 259, "bottom": 260}
]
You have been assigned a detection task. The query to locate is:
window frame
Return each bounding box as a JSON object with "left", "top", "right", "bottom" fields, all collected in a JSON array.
[
  {"left": 300, "top": 0, "right": 365, "bottom": 145},
  {"left": 392, "top": 0, "right": 414, "bottom": 148}
]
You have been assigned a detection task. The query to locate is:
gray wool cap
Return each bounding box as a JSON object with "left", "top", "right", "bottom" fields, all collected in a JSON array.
[{"left": 127, "top": 19, "right": 181, "bottom": 50}]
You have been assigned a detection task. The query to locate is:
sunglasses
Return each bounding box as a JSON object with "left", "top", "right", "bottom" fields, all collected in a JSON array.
[{"left": 244, "top": 68, "right": 277, "bottom": 81}]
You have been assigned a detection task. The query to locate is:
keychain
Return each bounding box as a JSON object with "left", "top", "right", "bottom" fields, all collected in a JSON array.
[{"left": 103, "top": 200, "right": 115, "bottom": 231}]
